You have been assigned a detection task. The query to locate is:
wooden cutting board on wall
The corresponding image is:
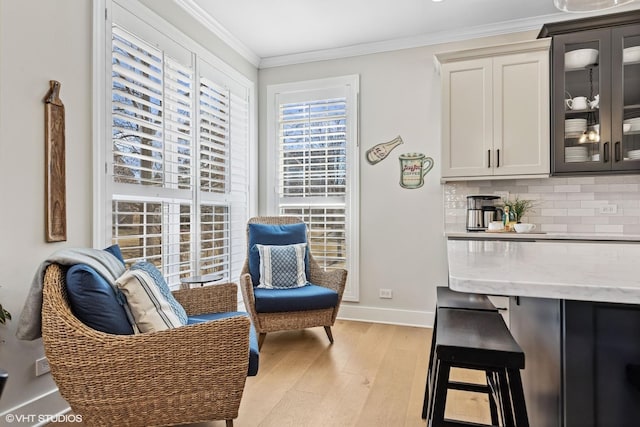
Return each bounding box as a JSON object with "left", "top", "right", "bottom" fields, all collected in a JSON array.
[{"left": 44, "top": 80, "right": 66, "bottom": 242}]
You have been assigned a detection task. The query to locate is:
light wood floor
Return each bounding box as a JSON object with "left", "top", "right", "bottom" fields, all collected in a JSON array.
[
  {"left": 50, "top": 320, "right": 490, "bottom": 426},
  {"left": 196, "top": 319, "right": 491, "bottom": 427}
]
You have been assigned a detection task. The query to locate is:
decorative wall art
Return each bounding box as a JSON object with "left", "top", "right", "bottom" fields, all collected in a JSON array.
[
  {"left": 44, "top": 80, "right": 67, "bottom": 242},
  {"left": 366, "top": 135, "right": 404, "bottom": 165},
  {"left": 399, "top": 153, "right": 434, "bottom": 189}
]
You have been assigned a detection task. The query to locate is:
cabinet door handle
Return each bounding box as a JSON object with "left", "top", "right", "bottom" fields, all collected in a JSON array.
[
  {"left": 497, "top": 149, "right": 500, "bottom": 168},
  {"left": 604, "top": 142, "right": 610, "bottom": 163},
  {"left": 615, "top": 142, "right": 621, "bottom": 162},
  {"left": 488, "top": 149, "right": 491, "bottom": 168}
]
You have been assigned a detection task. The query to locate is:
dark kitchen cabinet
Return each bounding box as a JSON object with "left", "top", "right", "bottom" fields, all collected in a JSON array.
[
  {"left": 510, "top": 296, "right": 640, "bottom": 427},
  {"left": 540, "top": 11, "right": 640, "bottom": 175}
]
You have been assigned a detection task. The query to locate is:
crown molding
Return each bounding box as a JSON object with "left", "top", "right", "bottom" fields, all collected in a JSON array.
[
  {"left": 259, "top": 12, "right": 570, "bottom": 68},
  {"left": 173, "top": 0, "right": 261, "bottom": 67},
  {"left": 172, "top": 1, "right": 640, "bottom": 70}
]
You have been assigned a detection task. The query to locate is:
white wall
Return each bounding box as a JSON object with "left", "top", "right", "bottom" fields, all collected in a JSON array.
[
  {"left": 0, "top": 0, "right": 257, "bottom": 419},
  {"left": 258, "top": 31, "right": 539, "bottom": 327},
  {"left": 0, "top": 0, "right": 94, "bottom": 417}
]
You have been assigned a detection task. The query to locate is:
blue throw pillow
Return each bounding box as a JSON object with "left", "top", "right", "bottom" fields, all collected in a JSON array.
[
  {"left": 248, "top": 222, "right": 309, "bottom": 286},
  {"left": 66, "top": 264, "right": 134, "bottom": 335},
  {"left": 256, "top": 243, "right": 307, "bottom": 289},
  {"left": 130, "top": 261, "right": 188, "bottom": 325},
  {"left": 103, "top": 244, "right": 125, "bottom": 266}
]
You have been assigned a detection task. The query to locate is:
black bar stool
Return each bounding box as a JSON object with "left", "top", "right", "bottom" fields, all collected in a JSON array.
[
  {"left": 422, "top": 287, "right": 500, "bottom": 420},
  {"left": 427, "top": 307, "right": 528, "bottom": 427}
]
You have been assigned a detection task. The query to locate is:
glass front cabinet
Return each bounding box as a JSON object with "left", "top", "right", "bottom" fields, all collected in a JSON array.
[{"left": 540, "top": 11, "right": 640, "bottom": 175}]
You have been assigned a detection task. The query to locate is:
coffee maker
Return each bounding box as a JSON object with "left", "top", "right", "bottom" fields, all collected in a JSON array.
[{"left": 466, "top": 195, "right": 501, "bottom": 231}]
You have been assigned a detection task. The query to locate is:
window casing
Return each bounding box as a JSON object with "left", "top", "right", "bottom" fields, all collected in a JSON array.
[
  {"left": 266, "top": 76, "right": 359, "bottom": 301},
  {"left": 96, "top": 1, "right": 254, "bottom": 288}
]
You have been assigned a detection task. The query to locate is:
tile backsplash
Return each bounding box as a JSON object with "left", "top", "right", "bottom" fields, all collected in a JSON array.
[{"left": 444, "top": 175, "right": 640, "bottom": 234}]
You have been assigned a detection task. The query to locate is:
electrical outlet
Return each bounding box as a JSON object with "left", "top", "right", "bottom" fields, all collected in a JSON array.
[
  {"left": 35, "top": 357, "right": 50, "bottom": 376},
  {"left": 599, "top": 204, "right": 618, "bottom": 214},
  {"left": 379, "top": 289, "right": 393, "bottom": 299}
]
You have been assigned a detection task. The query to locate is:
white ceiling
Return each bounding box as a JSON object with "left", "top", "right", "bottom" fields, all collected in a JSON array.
[{"left": 177, "top": 0, "right": 640, "bottom": 66}]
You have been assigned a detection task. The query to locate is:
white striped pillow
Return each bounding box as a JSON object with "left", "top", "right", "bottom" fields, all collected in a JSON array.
[
  {"left": 116, "top": 269, "right": 183, "bottom": 333},
  {"left": 256, "top": 243, "right": 308, "bottom": 289}
]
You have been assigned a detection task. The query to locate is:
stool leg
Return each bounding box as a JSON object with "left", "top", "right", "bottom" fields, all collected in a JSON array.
[
  {"left": 485, "top": 370, "right": 499, "bottom": 426},
  {"left": 422, "top": 311, "right": 438, "bottom": 419},
  {"left": 429, "top": 360, "right": 450, "bottom": 427},
  {"left": 507, "top": 368, "right": 529, "bottom": 427},
  {"left": 498, "top": 370, "right": 515, "bottom": 427}
]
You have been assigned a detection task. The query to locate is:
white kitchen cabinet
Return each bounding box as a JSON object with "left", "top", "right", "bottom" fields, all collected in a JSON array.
[{"left": 437, "top": 39, "right": 551, "bottom": 181}]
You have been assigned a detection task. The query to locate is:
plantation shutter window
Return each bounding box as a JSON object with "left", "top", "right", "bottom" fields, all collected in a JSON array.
[
  {"left": 106, "top": 7, "right": 252, "bottom": 289},
  {"left": 268, "top": 77, "right": 360, "bottom": 301}
]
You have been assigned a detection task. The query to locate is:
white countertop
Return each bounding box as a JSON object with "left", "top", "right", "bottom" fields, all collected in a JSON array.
[
  {"left": 447, "top": 239, "right": 640, "bottom": 304},
  {"left": 446, "top": 230, "right": 640, "bottom": 242}
]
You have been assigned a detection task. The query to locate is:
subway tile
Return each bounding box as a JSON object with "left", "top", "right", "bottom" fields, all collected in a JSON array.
[
  {"left": 581, "top": 184, "right": 609, "bottom": 192},
  {"left": 559, "top": 216, "right": 584, "bottom": 224},
  {"left": 554, "top": 201, "right": 581, "bottom": 209},
  {"left": 595, "top": 224, "right": 624, "bottom": 233},
  {"left": 542, "top": 192, "right": 568, "bottom": 201},
  {"left": 615, "top": 216, "right": 639, "bottom": 224},
  {"left": 527, "top": 216, "right": 550, "bottom": 224},
  {"left": 623, "top": 224, "right": 640, "bottom": 234},
  {"left": 582, "top": 216, "right": 609, "bottom": 225},
  {"left": 608, "top": 183, "right": 639, "bottom": 192},
  {"left": 567, "top": 224, "right": 596, "bottom": 233},
  {"left": 554, "top": 184, "right": 581, "bottom": 193},
  {"left": 528, "top": 185, "right": 555, "bottom": 193},
  {"left": 541, "top": 224, "right": 568, "bottom": 232},
  {"left": 623, "top": 207, "right": 640, "bottom": 216},
  {"left": 567, "top": 192, "right": 595, "bottom": 201},
  {"left": 567, "top": 208, "right": 595, "bottom": 216},
  {"left": 541, "top": 208, "right": 568, "bottom": 216},
  {"left": 567, "top": 177, "right": 595, "bottom": 185},
  {"left": 619, "top": 200, "right": 640, "bottom": 208},
  {"left": 546, "top": 177, "right": 568, "bottom": 185},
  {"left": 442, "top": 175, "right": 640, "bottom": 236},
  {"left": 580, "top": 200, "right": 610, "bottom": 208}
]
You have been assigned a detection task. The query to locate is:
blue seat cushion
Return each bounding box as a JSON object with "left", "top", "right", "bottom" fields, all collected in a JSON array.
[
  {"left": 248, "top": 222, "right": 309, "bottom": 286},
  {"left": 254, "top": 283, "right": 339, "bottom": 314},
  {"left": 66, "top": 264, "right": 134, "bottom": 335},
  {"left": 187, "top": 312, "right": 259, "bottom": 376}
]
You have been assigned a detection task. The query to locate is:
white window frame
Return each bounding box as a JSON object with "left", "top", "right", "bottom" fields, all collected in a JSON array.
[
  {"left": 92, "top": 0, "right": 257, "bottom": 288},
  {"left": 266, "top": 76, "right": 360, "bottom": 301}
]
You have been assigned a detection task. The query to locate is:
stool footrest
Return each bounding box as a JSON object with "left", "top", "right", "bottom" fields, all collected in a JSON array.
[
  {"left": 447, "top": 381, "right": 490, "bottom": 394},
  {"left": 439, "top": 419, "right": 498, "bottom": 427}
]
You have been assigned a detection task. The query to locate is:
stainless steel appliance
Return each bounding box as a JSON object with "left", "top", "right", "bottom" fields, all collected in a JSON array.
[{"left": 466, "top": 195, "right": 500, "bottom": 231}]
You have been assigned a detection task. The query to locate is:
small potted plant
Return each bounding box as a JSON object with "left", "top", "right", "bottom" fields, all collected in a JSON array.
[{"left": 503, "top": 196, "right": 536, "bottom": 223}]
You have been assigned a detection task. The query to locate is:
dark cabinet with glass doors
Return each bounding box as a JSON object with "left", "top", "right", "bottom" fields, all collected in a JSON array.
[{"left": 540, "top": 11, "right": 640, "bottom": 175}]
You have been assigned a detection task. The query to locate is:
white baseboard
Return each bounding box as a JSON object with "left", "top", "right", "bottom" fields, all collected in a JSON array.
[
  {"left": 0, "top": 388, "right": 70, "bottom": 427},
  {"left": 338, "top": 304, "right": 434, "bottom": 328}
]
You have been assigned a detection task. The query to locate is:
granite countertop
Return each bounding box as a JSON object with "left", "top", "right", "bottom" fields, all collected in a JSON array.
[
  {"left": 447, "top": 239, "right": 640, "bottom": 304},
  {"left": 446, "top": 230, "right": 640, "bottom": 242}
]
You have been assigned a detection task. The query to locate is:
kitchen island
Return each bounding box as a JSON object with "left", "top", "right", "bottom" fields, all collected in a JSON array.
[{"left": 447, "top": 238, "right": 640, "bottom": 427}]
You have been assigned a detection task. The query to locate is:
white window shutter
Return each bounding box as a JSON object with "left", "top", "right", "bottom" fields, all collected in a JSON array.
[{"left": 109, "top": 21, "right": 251, "bottom": 289}]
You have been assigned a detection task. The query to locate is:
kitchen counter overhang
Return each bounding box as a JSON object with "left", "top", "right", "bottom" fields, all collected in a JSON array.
[{"left": 447, "top": 239, "right": 640, "bottom": 305}]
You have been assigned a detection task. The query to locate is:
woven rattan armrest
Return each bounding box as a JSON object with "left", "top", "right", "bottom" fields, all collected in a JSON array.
[{"left": 172, "top": 282, "right": 238, "bottom": 316}]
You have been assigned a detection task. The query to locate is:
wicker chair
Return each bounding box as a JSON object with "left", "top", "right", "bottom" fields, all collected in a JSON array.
[
  {"left": 41, "top": 263, "right": 250, "bottom": 427},
  {"left": 240, "top": 216, "right": 348, "bottom": 349}
]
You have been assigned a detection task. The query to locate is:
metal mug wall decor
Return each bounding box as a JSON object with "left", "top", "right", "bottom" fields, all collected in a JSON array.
[{"left": 398, "top": 153, "right": 433, "bottom": 189}]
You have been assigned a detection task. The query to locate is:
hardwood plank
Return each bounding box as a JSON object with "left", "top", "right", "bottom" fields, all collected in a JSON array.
[{"left": 49, "top": 320, "right": 493, "bottom": 427}]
